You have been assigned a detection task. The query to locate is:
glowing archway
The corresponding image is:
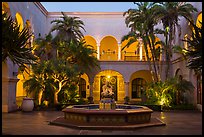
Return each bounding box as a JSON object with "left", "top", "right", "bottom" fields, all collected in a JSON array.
[
  {"left": 146, "top": 36, "right": 162, "bottom": 61},
  {"left": 196, "top": 12, "right": 202, "bottom": 28},
  {"left": 2, "top": 2, "right": 11, "bottom": 15},
  {"left": 83, "top": 35, "right": 97, "bottom": 58},
  {"left": 100, "top": 36, "right": 118, "bottom": 61},
  {"left": 79, "top": 73, "right": 90, "bottom": 98},
  {"left": 93, "top": 70, "right": 125, "bottom": 103},
  {"left": 121, "top": 37, "right": 141, "bottom": 61},
  {"left": 129, "top": 70, "right": 153, "bottom": 101},
  {"left": 15, "top": 12, "right": 24, "bottom": 32}
]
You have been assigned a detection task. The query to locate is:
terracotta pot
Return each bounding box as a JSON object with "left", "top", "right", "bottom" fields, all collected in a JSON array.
[{"left": 21, "top": 97, "right": 34, "bottom": 112}]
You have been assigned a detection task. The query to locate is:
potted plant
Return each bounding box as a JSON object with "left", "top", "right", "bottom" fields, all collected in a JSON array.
[{"left": 21, "top": 97, "right": 34, "bottom": 112}]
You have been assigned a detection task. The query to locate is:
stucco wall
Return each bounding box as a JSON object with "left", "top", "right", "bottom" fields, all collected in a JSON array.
[{"left": 47, "top": 12, "right": 131, "bottom": 43}]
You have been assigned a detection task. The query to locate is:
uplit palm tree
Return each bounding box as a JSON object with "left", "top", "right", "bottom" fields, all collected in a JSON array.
[
  {"left": 123, "top": 2, "right": 162, "bottom": 82},
  {"left": 2, "top": 12, "right": 37, "bottom": 68},
  {"left": 23, "top": 61, "right": 52, "bottom": 105},
  {"left": 184, "top": 19, "right": 202, "bottom": 74},
  {"left": 174, "top": 19, "right": 202, "bottom": 75},
  {"left": 50, "top": 12, "right": 86, "bottom": 44},
  {"left": 153, "top": 2, "right": 197, "bottom": 79}
]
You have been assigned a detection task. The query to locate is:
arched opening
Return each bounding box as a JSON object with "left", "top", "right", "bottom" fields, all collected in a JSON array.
[
  {"left": 83, "top": 35, "right": 97, "bottom": 58},
  {"left": 79, "top": 73, "right": 90, "bottom": 98},
  {"left": 2, "top": 2, "right": 11, "bottom": 16},
  {"left": 15, "top": 12, "right": 24, "bottom": 32},
  {"left": 132, "top": 78, "right": 147, "bottom": 99},
  {"left": 100, "top": 36, "right": 118, "bottom": 61},
  {"left": 93, "top": 70, "right": 125, "bottom": 103},
  {"left": 129, "top": 70, "right": 153, "bottom": 102},
  {"left": 146, "top": 36, "right": 162, "bottom": 61},
  {"left": 175, "top": 68, "right": 184, "bottom": 105},
  {"left": 79, "top": 78, "right": 86, "bottom": 98},
  {"left": 121, "top": 37, "right": 142, "bottom": 61},
  {"left": 196, "top": 12, "right": 202, "bottom": 28}
]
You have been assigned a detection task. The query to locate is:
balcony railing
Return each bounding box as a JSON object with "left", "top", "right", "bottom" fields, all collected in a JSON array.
[{"left": 124, "top": 56, "right": 146, "bottom": 61}]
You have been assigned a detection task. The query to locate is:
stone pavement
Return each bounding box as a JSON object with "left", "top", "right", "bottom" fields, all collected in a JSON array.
[{"left": 2, "top": 110, "right": 202, "bottom": 135}]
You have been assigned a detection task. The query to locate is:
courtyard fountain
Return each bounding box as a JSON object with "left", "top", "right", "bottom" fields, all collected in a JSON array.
[{"left": 50, "top": 81, "right": 165, "bottom": 129}]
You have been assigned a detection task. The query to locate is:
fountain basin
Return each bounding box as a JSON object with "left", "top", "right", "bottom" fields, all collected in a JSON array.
[{"left": 62, "top": 104, "right": 153, "bottom": 125}]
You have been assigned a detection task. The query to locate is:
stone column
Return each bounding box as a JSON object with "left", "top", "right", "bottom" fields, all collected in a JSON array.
[
  {"left": 139, "top": 44, "right": 143, "bottom": 61},
  {"left": 89, "top": 82, "right": 93, "bottom": 97},
  {"left": 124, "top": 82, "right": 129, "bottom": 97},
  {"left": 2, "top": 77, "right": 19, "bottom": 112},
  {"left": 97, "top": 43, "right": 100, "bottom": 60},
  {"left": 118, "top": 43, "right": 121, "bottom": 60},
  {"left": 138, "top": 37, "right": 143, "bottom": 61}
]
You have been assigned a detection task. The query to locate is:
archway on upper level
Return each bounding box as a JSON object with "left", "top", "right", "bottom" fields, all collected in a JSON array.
[
  {"left": 83, "top": 35, "right": 97, "bottom": 58},
  {"left": 196, "top": 12, "right": 202, "bottom": 28},
  {"left": 2, "top": 2, "right": 11, "bottom": 79},
  {"left": 146, "top": 36, "right": 162, "bottom": 61},
  {"left": 93, "top": 70, "right": 125, "bottom": 103},
  {"left": 15, "top": 12, "right": 24, "bottom": 32},
  {"left": 2, "top": 2, "right": 11, "bottom": 16},
  {"left": 121, "top": 37, "right": 146, "bottom": 61},
  {"left": 100, "top": 35, "right": 118, "bottom": 61}
]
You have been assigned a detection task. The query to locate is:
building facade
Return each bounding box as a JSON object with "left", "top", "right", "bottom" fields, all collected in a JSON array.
[{"left": 2, "top": 2, "right": 202, "bottom": 112}]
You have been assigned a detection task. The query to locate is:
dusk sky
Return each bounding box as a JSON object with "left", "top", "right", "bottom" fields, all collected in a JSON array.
[{"left": 41, "top": 2, "right": 137, "bottom": 12}]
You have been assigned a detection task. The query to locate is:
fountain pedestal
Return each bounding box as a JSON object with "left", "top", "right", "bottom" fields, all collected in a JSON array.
[{"left": 99, "top": 98, "right": 116, "bottom": 110}]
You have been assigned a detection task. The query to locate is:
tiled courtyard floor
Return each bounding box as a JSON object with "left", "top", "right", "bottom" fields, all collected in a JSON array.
[{"left": 2, "top": 109, "right": 202, "bottom": 135}]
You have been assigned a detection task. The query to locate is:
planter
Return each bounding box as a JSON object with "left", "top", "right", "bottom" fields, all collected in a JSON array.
[{"left": 21, "top": 97, "right": 34, "bottom": 112}]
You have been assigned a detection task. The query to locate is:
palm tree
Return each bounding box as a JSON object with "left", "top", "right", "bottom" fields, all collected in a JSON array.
[
  {"left": 62, "top": 40, "right": 99, "bottom": 73},
  {"left": 153, "top": 2, "right": 198, "bottom": 80},
  {"left": 2, "top": 12, "right": 37, "bottom": 68},
  {"left": 50, "top": 12, "right": 85, "bottom": 44},
  {"left": 183, "top": 19, "right": 202, "bottom": 74},
  {"left": 23, "top": 61, "right": 51, "bottom": 105},
  {"left": 33, "top": 33, "right": 55, "bottom": 61},
  {"left": 56, "top": 39, "right": 100, "bottom": 83},
  {"left": 123, "top": 2, "right": 162, "bottom": 82}
]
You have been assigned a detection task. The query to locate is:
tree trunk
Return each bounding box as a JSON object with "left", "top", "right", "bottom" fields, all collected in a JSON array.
[
  {"left": 38, "top": 90, "right": 43, "bottom": 105},
  {"left": 142, "top": 35, "right": 155, "bottom": 83},
  {"left": 54, "top": 92, "right": 59, "bottom": 105}
]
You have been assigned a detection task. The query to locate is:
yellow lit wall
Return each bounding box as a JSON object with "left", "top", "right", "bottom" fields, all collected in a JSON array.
[
  {"left": 100, "top": 36, "right": 118, "bottom": 61},
  {"left": 2, "top": 2, "right": 10, "bottom": 15},
  {"left": 15, "top": 12, "right": 24, "bottom": 32},
  {"left": 80, "top": 73, "right": 90, "bottom": 98},
  {"left": 93, "top": 70, "right": 125, "bottom": 103},
  {"left": 121, "top": 39, "right": 140, "bottom": 61},
  {"left": 129, "top": 70, "right": 153, "bottom": 101},
  {"left": 84, "top": 35, "right": 97, "bottom": 58},
  {"left": 196, "top": 12, "right": 202, "bottom": 28},
  {"left": 16, "top": 67, "right": 30, "bottom": 97}
]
